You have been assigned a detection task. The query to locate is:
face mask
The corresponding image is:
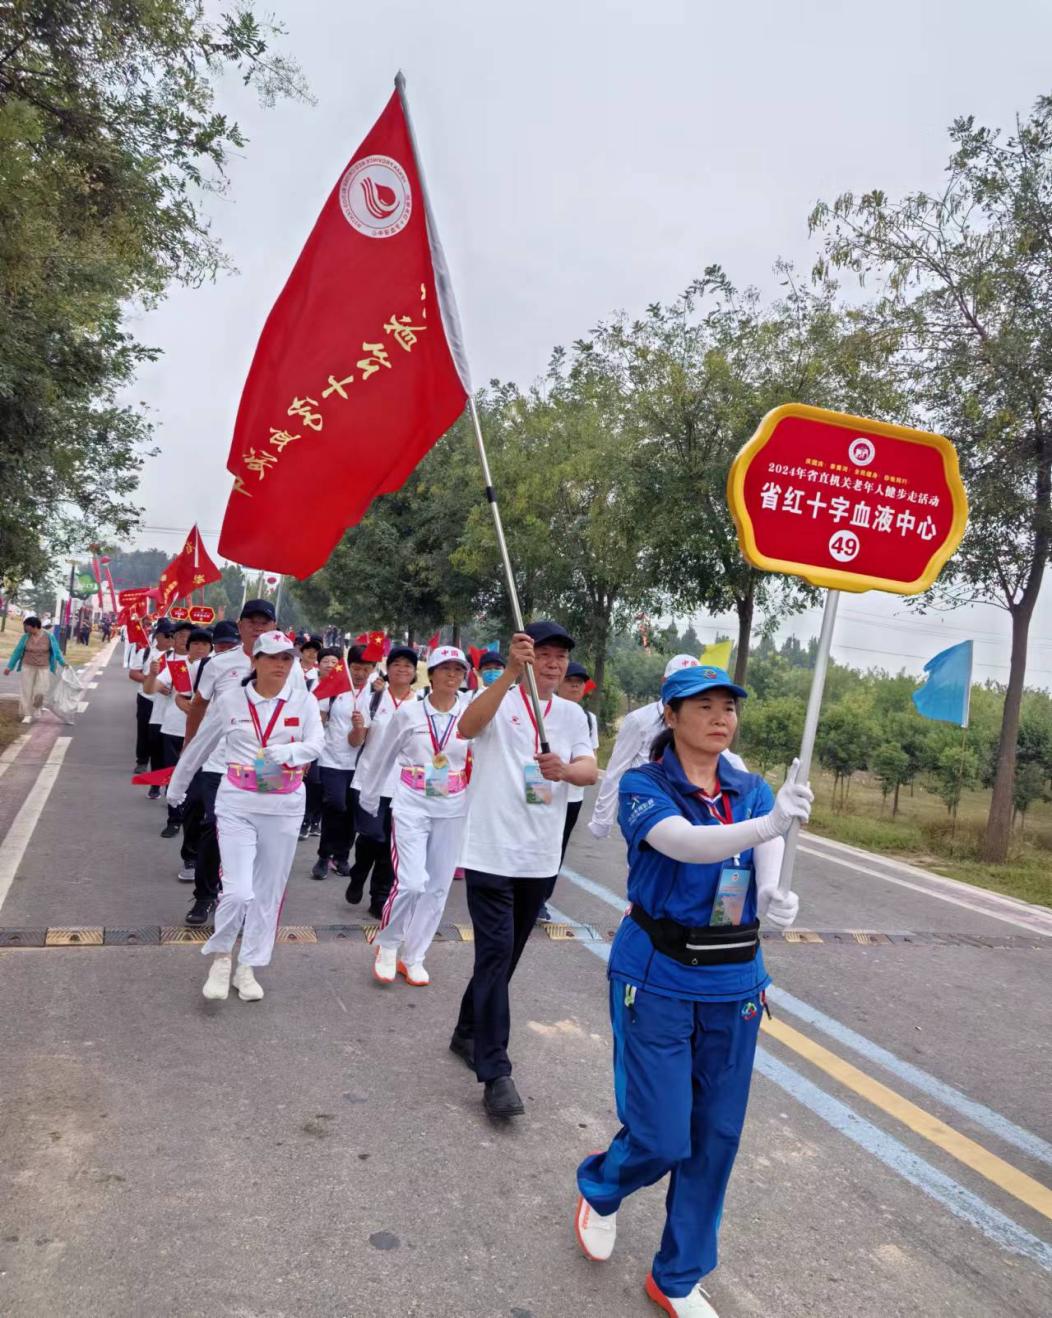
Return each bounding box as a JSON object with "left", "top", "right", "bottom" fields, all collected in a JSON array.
[{"left": 481, "top": 668, "right": 502, "bottom": 686}]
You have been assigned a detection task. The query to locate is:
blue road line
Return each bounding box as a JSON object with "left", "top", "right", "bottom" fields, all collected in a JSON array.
[
  {"left": 768, "top": 986, "right": 1052, "bottom": 1169},
  {"left": 754, "top": 1049, "right": 1052, "bottom": 1274},
  {"left": 559, "top": 863, "right": 1052, "bottom": 1169}
]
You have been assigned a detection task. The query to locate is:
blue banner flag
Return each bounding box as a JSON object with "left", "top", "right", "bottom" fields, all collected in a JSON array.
[{"left": 912, "top": 640, "right": 973, "bottom": 728}]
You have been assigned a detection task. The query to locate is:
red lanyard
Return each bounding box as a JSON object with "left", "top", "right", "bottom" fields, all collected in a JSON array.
[
  {"left": 246, "top": 694, "right": 286, "bottom": 748},
  {"left": 519, "top": 685, "right": 553, "bottom": 754},
  {"left": 349, "top": 682, "right": 369, "bottom": 709},
  {"left": 699, "top": 781, "right": 733, "bottom": 825}
]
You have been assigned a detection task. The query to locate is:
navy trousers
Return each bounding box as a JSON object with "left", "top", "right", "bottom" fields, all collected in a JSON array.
[{"left": 577, "top": 982, "right": 762, "bottom": 1299}]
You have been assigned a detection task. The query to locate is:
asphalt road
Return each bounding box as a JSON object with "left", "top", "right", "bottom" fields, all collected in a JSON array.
[{"left": 1, "top": 644, "right": 1050, "bottom": 1317}]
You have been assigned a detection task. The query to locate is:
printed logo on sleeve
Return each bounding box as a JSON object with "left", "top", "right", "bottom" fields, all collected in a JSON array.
[{"left": 625, "top": 795, "right": 656, "bottom": 824}]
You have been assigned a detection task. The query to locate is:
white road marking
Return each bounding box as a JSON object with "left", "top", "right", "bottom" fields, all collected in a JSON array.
[
  {"left": 0, "top": 737, "right": 72, "bottom": 913},
  {"left": 75, "top": 700, "right": 89, "bottom": 713},
  {"left": 798, "top": 842, "right": 1052, "bottom": 936},
  {"left": 0, "top": 734, "right": 30, "bottom": 782}
]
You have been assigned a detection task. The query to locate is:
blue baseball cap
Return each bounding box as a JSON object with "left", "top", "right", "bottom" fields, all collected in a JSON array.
[
  {"left": 660, "top": 665, "right": 747, "bottom": 705},
  {"left": 212, "top": 619, "right": 240, "bottom": 643}
]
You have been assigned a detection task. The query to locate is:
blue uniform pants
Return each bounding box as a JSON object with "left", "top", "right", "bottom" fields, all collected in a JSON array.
[{"left": 577, "top": 981, "right": 763, "bottom": 1299}]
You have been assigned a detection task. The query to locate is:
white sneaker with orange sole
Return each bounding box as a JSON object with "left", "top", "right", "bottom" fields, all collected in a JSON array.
[
  {"left": 574, "top": 1194, "right": 616, "bottom": 1261},
  {"left": 398, "top": 960, "right": 430, "bottom": 986},
  {"left": 373, "top": 945, "right": 397, "bottom": 983},
  {"left": 644, "top": 1274, "right": 719, "bottom": 1316}
]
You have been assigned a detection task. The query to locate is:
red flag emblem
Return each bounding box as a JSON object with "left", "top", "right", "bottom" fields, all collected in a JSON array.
[{"left": 218, "top": 81, "right": 469, "bottom": 578}]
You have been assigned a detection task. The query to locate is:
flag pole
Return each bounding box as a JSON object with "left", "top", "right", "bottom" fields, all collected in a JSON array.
[
  {"left": 778, "top": 588, "right": 840, "bottom": 894},
  {"left": 395, "top": 71, "right": 550, "bottom": 752}
]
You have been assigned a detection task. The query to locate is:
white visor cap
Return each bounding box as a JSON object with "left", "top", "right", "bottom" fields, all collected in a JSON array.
[
  {"left": 428, "top": 645, "right": 469, "bottom": 671},
  {"left": 663, "top": 654, "right": 701, "bottom": 679},
  {"left": 253, "top": 629, "right": 296, "bottom": 657}
]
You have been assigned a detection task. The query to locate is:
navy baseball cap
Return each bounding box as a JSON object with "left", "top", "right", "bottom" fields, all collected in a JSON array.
[
  {"left": 661, "top": 665, "right": 747, "bottom": 705},
  {"left": 153, "top": 619, "right": 174, "bottom": 636},
  {"left": 477, "top": 650, "right": 505, "bottom": 669},
  {"left": 240, "top": 598, "right": 276, "bottom": 621},
  {"left": 212, "top": 619, "right": 240, "bottom": 643},
  {"left": 170, "top": 618, "right": 194, "bottom": 634},
  {"left": 525, "top": 619, "right": 575, "bottom": 650},
  {"left": 188, "top": 628, "right": 213, "bottom": 645},
  {"left": 565, "top": 661, "right": 590, "bottom": 681},
  {"left": 387, "top": 645, "right": 419, "bottom": 668}
]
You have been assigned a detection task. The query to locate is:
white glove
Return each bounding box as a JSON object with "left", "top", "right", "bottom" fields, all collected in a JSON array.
[
  {"left": 358, "top": 796, "right": 380, "bottom": 819},
  {"left": 756, "top": 759, "right": 813, "bottom": 841},
  {"left": 758, "top": 887, "right": 799, "bottom": 928},
  {"left": 587, "top": 818, "right": 610, "bottom": 840},
  {"left": 262, "top": 744, "right": 290, "bottom": 764}
]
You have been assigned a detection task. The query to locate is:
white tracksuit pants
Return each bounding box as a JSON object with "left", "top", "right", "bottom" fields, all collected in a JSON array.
[
  {"left": 203, "top": 804, "right": 300, "bottom": 967},
  {"left": 377, "top": 795, "right": 466, "bottom": 966}
]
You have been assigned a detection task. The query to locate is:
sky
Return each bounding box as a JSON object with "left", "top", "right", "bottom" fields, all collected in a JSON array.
[{"left": 123, "top": 0, "right": 1052, "bottom": 689}]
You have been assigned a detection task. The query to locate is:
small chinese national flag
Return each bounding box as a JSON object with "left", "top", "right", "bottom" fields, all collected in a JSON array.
[
  {"left": 218, "top": 75, "right": 470, "bottom": 578},
  {"left": 313, "top": 664, "right": 352, "bottom": 702}
]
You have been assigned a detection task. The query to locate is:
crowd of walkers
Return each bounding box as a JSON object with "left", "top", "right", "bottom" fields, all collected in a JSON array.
[{"left": 124, "top": 599, "right": 813, "bottom": 1317}]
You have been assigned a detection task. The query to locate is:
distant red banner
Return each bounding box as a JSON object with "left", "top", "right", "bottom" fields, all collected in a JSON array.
[{"left": 189, "top": 605, "right": 216, "bottom": 625}]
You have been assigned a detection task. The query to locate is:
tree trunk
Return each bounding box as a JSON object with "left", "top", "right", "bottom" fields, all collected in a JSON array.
[
  {"left": 893, "top": 781, "right": 900, "bottom": 816},
  {"left": 732, "top": 586, "right": 755, "bottom": 686},
  {"left": 982, "top": 601, "right": 1037, "bottom": 861},
  {"left": 451, "top": 620, "right": 461, "bottom": 647}
]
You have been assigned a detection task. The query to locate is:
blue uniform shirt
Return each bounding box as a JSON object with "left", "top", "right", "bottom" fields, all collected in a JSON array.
[{"left": 608, "top": 748, "right": 774, "bottom": 1002}]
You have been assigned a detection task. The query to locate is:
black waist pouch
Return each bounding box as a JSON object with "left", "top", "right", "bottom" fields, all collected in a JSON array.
[{"left": 629, "top": 904, "right": 759, "bottom": 967}]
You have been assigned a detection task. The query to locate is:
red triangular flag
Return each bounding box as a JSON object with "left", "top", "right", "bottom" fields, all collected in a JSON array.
[
  {"left": 218, "top": 79, "right": 469, "bottom": 578},
  {"left": 157, "top": 526, "right": 221, "bottom": 611},
  {"left": 427, "top": 631, "right": 440, "bottom": 650},
  {"left": 131, "top": 766, "right": 175, "bottom": 787},
  {"left": 584, "top": 679, "right": 597, "bottom": 696},
  {"left": 468, "top": 645, "right": 485, "bottom": 669}
]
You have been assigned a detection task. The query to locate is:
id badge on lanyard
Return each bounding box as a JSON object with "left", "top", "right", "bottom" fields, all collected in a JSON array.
[
  {"left": 703, "top": 787, "right": 753, "bottom": 927},
  {"left": 425, "top": 702, "right": 455, "bottom": 798},
  {"left": 519, "top": 688, "right": 554, "bottom": 806},
  {"left": 249, "top": 696, "right": 287, "bottom": 794}
]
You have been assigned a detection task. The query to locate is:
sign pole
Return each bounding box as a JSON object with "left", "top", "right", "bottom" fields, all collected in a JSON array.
[{"left": 778, "top": 588, "right": 840, "bottom": 894}]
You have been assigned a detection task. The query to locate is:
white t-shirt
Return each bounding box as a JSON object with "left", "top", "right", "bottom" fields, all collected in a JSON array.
[
  {"left": 318, "top": 684, "right": 374, "bottom": 771},
  {"left": 567, "top": 708, "right": 600, "bottom": 804},
  {"left": 351, "top": 688, "right": 416, "bottom": 798},
  {"left": 457, "top": 686, "right": 595, "bottom": 878},
  {"left": 129, "top": 646, "right": 149, "bottom": 692},
  {"left": 146, "top": 647, "right": 178, "bottom": 726},
  {"left": 211, "top": 679, "right": 325, "bottom": 817},
  {"left": 357, "top": 693, "right": 470, "bottom": 818}
]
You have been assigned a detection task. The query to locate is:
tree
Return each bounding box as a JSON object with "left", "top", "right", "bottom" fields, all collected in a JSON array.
[
  {"left": 811, "top": 95, "right": 1052, "bottom": 862},
  {"left": 871, "top": 743, "right": 911, "bottom": 815},
  {"left": 929, "top": 743, "right": 979, "bottom": 819},
  {"left": 1012, "top": 762, "right": 1048, "bottom": 831},
  {"left": 741, "top": 695, "right": 805, "bottom": 776},
  {"left": 816, "top": 701, "right": 879, "bottom": 807},
  {"left": 0, "top": 4, "right": 306, "bottom": 581}
]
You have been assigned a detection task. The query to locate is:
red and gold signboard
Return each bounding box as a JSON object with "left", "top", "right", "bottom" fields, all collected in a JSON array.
[
  {"left": 727, "top": 404, "right": 968, "bottom": 594},
  {"left": 189, "top": 606, "right": 216, "bottom": 625},
  {"left": 167, "top": 606, "right": 190, "bottom": 621}
]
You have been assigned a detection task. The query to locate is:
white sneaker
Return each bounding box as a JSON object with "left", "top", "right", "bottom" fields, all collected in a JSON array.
[
  {"left": 575, "top": 1194, "right": 616, "bottom": 1261},
  {"left": 232, "top": 964, "right": 264, "bottom": 1001},
  {"left": 202, "top": 954, "right": 232, "bottom": 1000},
  {"left": 177, "top": 867, "right": 195, "bottom": 882},
  {"left": 398, "top": 960, "right": 429, "bottom": 986},
  {"left": 373, "top": 945, "right": 397, "bottom": 984},
  {"left": 644, "top": 1274, "right": 719, "bottom": 1316}
]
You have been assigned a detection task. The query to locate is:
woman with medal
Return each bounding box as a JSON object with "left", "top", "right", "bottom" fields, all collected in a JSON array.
[
  {"left": 356, "top": 646, "right": 471, "bottom": 987},
  {"left": 573, "top": 665, "right": 813, "bottom": 1317},
  {"left": 168, "top": 630, "right": 324, "bottom": 1002}
]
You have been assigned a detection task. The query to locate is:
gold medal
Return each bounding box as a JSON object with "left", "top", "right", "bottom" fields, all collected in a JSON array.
[{"left": 432, "top": 753, "right": 449, "bottom": 770}]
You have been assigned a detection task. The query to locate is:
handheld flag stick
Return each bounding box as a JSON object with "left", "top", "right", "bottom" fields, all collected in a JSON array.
[
  {"left": 396, "top": 71, "right": 550, "bottom": 753},
  {"left": 777, "top": 588, "right": 840, "bottom": 894}
]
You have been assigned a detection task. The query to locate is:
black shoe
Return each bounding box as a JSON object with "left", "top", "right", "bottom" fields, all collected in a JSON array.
[
  {"left": 298, "top": 824, "right": 310, "bottom": 841},
  {"left": 311, "top": 858, "right": 330, "bottom": 881},
  {"left": 484, "top": 1076, "right": 525, "bottom": 1119},
  {"left": 449, "top": 1030, "right": 475, "bottom": 1071},
  {"left": 160, "top": 823, "right": 180, "bottom": 839},
  {"left": 134, "top": 761, "right": 148, "bottom": 774},
  {"left": 185, "top": 899, "right": 214, "bottom": 926},
  {"left": 333, "top": 860, "right": 352, "bottom": 878},
  {"left": 367, "top": 900, "right": 384, "bottom": 919},
  {"left": 147, "top": 786, "right": 161, "bottom": 800},
  {"left": 309, "top": 823, "right": 322, "bottom": 837},
  {"left": 536, "top": 904, "right": 553, "bottom": 924},
  {"left": 345, "top": 877, "right": 366, "bottom": 905}
]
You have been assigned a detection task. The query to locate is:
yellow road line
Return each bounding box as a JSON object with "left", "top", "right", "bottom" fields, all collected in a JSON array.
[{"left": 762, "top": 1014, "right": 1052, "bottom": 1222}]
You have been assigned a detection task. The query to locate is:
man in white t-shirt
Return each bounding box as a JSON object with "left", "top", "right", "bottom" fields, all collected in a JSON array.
[
  {"left": 153, "top": 625, "right": 212, "bottom": 839},
  {"left": 450, "top": 620, "right": 597, "bottom": 1119},
  {"left": 135, "top": 620, "right": 175, "bottom": 798},
  {"left": 311, "top": 644, "right": 375, "bottom": 881}
]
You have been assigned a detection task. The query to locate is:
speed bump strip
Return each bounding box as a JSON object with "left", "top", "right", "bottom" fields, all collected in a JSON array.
[
  {"left": 784, "top": 930, "right": 824, "bottom": 943},
  {"left": 0, "top": 929, "right": 46, "bottom": 947},
  {"left": 160, "top": 926, "right": 211, "bottom": 944},
  {"left": 543, "top": 922, "right": 601, "bottom": 942},
  {"left": 45, "top": 927, "right": 103, "bottom": 946},
  {"left": 850, "top": 931, "right": 891, "bottom": 945},
  {"left": 276, "top": 926, "right": 318, "bottom": 944},
  {"left": 314, "top": 924, "right": 367, "bottom": 942},
  {"left": 104, "top": 927, "right": 161, "bottom": 946},
  {"left": 453, "top": 923, "right": 474, "bottom": 942}
]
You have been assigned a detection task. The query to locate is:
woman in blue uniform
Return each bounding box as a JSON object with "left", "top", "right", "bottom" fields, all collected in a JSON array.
[{"left": 574, "top": 665, "right": 813, "bottom": 1317}]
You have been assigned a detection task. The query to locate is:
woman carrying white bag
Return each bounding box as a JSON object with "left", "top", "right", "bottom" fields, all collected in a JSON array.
[{"left": 168, "top": 631, "right": 323, "bottom": 1002}]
